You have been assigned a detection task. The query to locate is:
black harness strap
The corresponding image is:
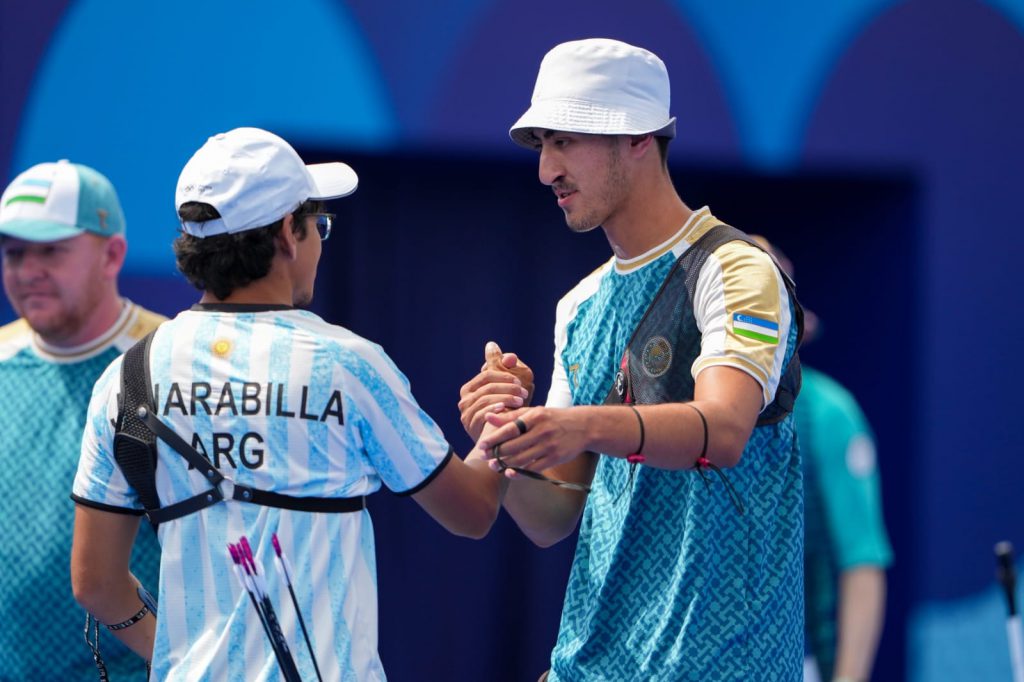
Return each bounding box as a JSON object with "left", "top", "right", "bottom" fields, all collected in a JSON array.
[
  {"left": 604, "top": 223, "right": 804, "bottom": 425},
  {"left": 685, "top": 224, "right": 804, "bottom": 424},
  {"left": 113, "top": 330, "right": 162, "bottom": 516},
  {"left": 114, "top": 329, "right": 364, "bottom": 528},
  {"left": 598, "top": 223, "right": 804, "bottom": 511}
]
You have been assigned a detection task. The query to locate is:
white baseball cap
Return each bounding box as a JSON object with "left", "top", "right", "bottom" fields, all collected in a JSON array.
[
  {"left": 175, "top": 127, "right": 358, "bottom": 238},
  {"left": 509, "top": 38, "right": 676, "bottom": 149},
  {"left": 0, "top": 160, "right": 125, "bottom": 242}
]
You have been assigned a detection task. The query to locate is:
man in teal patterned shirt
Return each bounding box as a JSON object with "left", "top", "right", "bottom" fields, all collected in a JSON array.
[
  {"left": 0, "top": 160, "right": 163, "bottom": 679},
  {"left": 461, "top": 39, "right": 804, "bottom": 680},
  {"left": 750, "top": 235, "right": 892, "bottom": 682}
]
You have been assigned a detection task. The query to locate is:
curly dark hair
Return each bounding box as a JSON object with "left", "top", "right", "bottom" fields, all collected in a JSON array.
[{"left": 174, "top": 199, "right": 323, "bottom": 300}]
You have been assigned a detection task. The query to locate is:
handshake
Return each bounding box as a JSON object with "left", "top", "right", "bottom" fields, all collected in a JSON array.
[
  {"left": 457, "top": 342, "right": 590, "bottom": 491},
  {"left": 458, "top": 341, "right": 534, "bottom": 442}
]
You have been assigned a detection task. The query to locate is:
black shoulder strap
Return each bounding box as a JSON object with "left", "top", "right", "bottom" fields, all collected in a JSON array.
[
  {"left": 603, "top": 223, "right": 804, "bottom": 425},
  {"left": 707, "top": 226, "right": 804, "bottom": 424},
  {"left": 113, "top": 330, "right": 162, "bottom": 524},
  {"left": 113, "top": 329, "right": 365, "bottom": 527},
  {"left": 687, "top": 223, "right": 804, "bottom": 349}
]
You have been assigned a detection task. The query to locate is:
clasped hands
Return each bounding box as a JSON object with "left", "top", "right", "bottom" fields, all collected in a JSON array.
[{"left": 458, "top": 342, "right": 589, "bottom": 478}]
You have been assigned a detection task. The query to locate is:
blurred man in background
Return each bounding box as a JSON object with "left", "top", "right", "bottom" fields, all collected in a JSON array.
[
  {"left": 752, "top": 235, "right": 892, "bottom": 682},
  {"left": 0, "top": 160, "right": 163, "bottom": 679}
]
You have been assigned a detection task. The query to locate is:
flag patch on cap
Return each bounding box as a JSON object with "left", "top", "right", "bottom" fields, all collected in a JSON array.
[
  {"left": 3, "top": 178, "right": 52, "bottom": 207},
  {"left": 732, "top": 313, "right": 779, "bottom": 344}
]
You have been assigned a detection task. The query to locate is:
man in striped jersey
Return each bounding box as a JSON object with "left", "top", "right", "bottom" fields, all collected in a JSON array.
[
  {"left": 70, "top": 127, "right": 504, "bottom": 681},
  {"left": 462, "top": 39, "right": 804, "bottom": 680},
  {"left": 0, "top": 160, "right": 164, "bottom": 679}
]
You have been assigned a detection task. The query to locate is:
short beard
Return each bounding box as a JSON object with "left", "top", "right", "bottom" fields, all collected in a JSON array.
[
  {"left": 20, "top": 297, "right": 92, "bottom": 345},
  {"left": 565, "top": 215, "right": 600, "bottom": 233},
  {"left": 564, "top": 141, "right": 628, "bottom": 233},
  {"left": 28, "top": 313, "right": 79, "bottom": 343}
]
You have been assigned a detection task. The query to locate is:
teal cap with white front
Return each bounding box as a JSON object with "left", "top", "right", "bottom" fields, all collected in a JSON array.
[{"left": 0, "top": 160, "right": 125, "bottom": 242}]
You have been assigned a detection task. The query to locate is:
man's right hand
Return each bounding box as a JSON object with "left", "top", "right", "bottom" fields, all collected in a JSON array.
[{"left": 458, "top": 341, "right": 534, "bottom": 441}]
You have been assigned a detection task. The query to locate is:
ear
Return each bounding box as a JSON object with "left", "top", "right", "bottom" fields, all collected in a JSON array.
[
  {"left": 277, "top": 214, "right": 299, "bottom": 260},
  {"left": 628, "top": 133, "right": 655, "bottom": 157},
  {"left": 102, "top": 235, "right": 127, "bottom": 279}
]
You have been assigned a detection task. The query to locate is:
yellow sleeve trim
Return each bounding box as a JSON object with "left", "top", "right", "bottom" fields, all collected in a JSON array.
[
  {"left": 127, "top": 307, "right": 168, "bottom": 340},
  {"left": 693, "top": 355, "right": 771, "bottom": 404}
]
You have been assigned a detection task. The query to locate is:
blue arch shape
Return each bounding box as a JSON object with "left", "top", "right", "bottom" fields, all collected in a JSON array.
[
  {"left": 344, "top": 0, "right": 497, "bottom": 136},
  {"left": 12, "top": 0, "right": 397, "bottom": 275},
  {"left": 426, "top": 0, "right": 740, "bottom": 160},
  {"left": 985, "top": 0, "right": 1024, "bottom": 33},
  {"left": 668, "top": 0, "right": 897, "bottom": 169}
]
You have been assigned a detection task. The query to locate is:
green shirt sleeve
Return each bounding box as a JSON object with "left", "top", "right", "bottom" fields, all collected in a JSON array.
[{"left": 801, "top": 368, "right": 893, "bottom": 569}]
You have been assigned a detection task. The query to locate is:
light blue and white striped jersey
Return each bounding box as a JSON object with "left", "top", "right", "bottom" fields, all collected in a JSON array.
[{"left": 73, "top": 305, "right": 452, "bottom": 681}]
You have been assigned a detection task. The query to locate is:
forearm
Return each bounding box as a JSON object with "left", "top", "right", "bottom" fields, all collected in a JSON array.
[
  {"left": 478, "top": 367, "right": 763, "bottom": 541},
  {"left": 498, "top": 395, "right": 749, "bottom": 541},
  {"left": 617, "top": 366, "right": 762, "bottom": 468},
  {"left": 481, "top": 366, "right": 764, "bottom": 474},
  {"left": 71, "top": 505, "right": 154, "bottom": 659},
  {"left": 833, "top": 566, "right": 887, "bottom": 681},
  {"left": 75, "top": 571, "right": 156, "bottom": 659},
  {"left": 576, "top": 400, "right": 752, "bottom": 470},
  {"left": 460, "top": 452, "right": 510, "bottom": 535},
  {"left": 412, "top": 447, "right": 506, "bottom": 540},
  {"left": 501, "top": 454, "right": 595, "bottom": 547}
]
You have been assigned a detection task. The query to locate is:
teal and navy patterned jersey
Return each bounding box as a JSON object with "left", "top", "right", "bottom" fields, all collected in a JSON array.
[
  {"left": 0, "top": 301, "right": 163, "bottom": 681},
  {"left": 798, "top": 366, "right": 892, "bottom": 681},
  {"left": 546, "top": 208, "right": 804, "bottom": 681},
  {"left": 73, "top": 305, "right": 451, "bottom": 682}
]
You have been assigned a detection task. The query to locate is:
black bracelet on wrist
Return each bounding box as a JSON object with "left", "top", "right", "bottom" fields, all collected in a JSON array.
[
  {"left": 105, "top": 604, "right": 149, "bottom": 631},
  {"left": 626, "top": 404, "right": 646, "bottom": 464}
]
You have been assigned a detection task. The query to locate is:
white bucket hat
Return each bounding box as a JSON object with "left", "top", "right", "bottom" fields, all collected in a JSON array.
[
  {"left": 509, "top": 38, "right": 676, "bottom": 149},
  {"left": 175, "top": 127, "right": 358, "bottom": 238}
]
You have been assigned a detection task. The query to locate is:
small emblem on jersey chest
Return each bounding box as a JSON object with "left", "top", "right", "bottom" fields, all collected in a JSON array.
[
  {"left": 212, "top": 339, "right": 232, "bottom": 357},
  {"left": 641, "top": 336, "right": 672, "bottom": 377},
  {"left": 569, "top": 363, "right": 580, "bottom": 389}
]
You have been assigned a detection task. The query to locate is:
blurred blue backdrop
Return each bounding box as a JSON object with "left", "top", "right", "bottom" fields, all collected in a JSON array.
[{"left": 2, "top": 1, "right": 1022, "bottom": 679}]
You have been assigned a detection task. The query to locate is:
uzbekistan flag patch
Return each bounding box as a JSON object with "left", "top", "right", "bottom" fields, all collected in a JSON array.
[
  {"left": 4, "top": 177, "right": 51, "bottom": 207},
  {"left": 732, "top": 313, "right": 779, "bottom": 344}
]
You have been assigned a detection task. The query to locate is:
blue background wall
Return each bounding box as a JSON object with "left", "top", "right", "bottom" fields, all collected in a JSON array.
[{"left": 2, "top": 1, "right": 1022, "bottom": 679}]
